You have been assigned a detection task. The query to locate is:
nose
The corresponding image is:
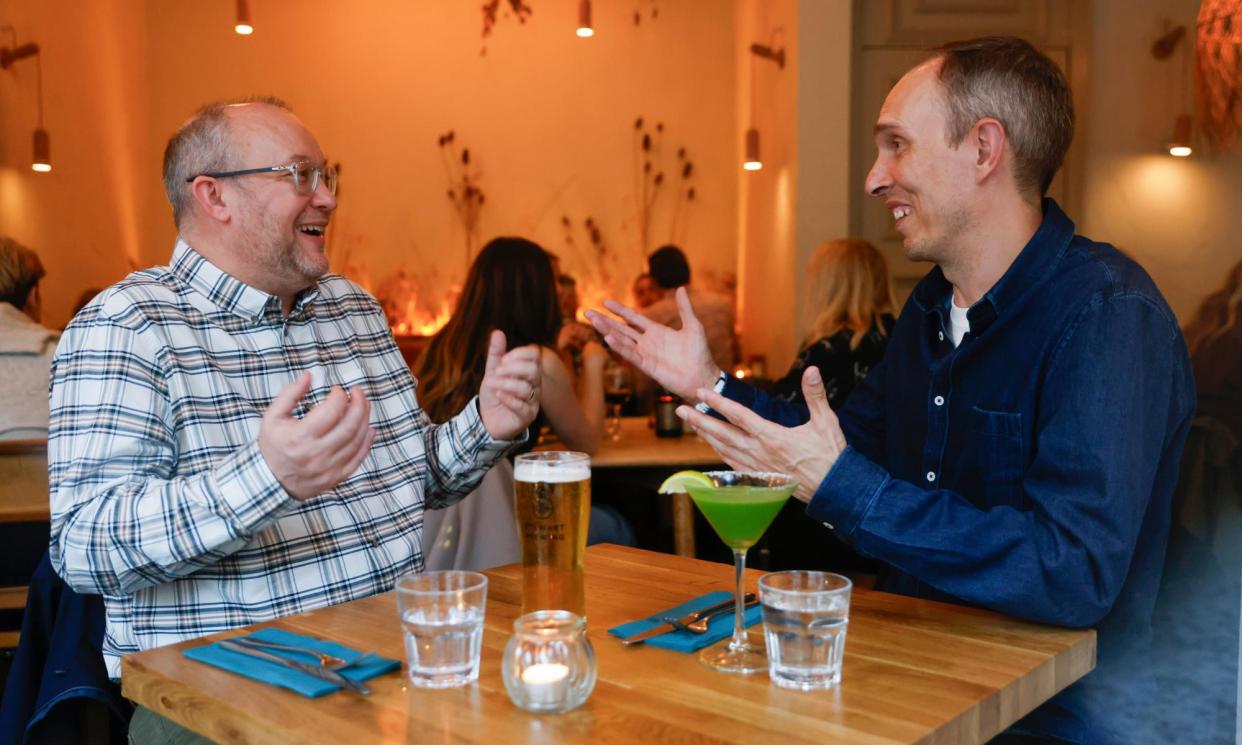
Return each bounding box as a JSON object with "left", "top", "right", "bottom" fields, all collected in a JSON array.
[
  {"left": 864, "top": 156, "right": 890, "bottom": 198},
  {"left": 310, "top": 177, "right": 337, "bottom": 212}
]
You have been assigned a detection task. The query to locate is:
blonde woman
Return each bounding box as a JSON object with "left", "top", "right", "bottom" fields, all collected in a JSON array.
[
  {"left": 770, "top": 238, "right": 897, "bottom": 408},
  {"left": 760, "top": 239, "right": 896, "bottom": 574}
]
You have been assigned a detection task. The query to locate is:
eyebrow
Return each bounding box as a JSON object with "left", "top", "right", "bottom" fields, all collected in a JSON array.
[{"left": 873, "top": 122, "right": 903, "bottom": 137}]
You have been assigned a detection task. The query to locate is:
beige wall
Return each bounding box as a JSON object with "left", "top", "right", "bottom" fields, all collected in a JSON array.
[
  {"left": 1081, "top": 0, "right": 1242, "bottom": 323},
  {"left": 735, "top": 0, "right": 851, "bottom": 376},
  {"left": 139, "top": 0, "right": 738, "bottom": 327},
  {"left": 1, "top": 0, "right": 738, "bottom": 330},
  {"left": 0, "top": 0, "right": 146, "bottom": 329}
]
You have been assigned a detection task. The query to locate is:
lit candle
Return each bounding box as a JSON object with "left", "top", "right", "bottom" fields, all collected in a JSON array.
[{"left": 520, "top": 663, "right": 569, "bottom": 708}]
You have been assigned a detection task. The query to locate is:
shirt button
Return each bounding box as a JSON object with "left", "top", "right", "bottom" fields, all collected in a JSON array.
[
  {"left": 938, "top": 331, "right": 945, "bottom": 341},
  {"left": 926, "top": 471, "right": 936, "bottom": 482},
  {"left": 934, "top": 395, "right": 945, "bottom": 406}
]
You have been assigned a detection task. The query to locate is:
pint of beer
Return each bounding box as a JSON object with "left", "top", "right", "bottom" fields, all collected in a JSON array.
[{"left": 513, "top": 451, "right": 591, "bottom": 617}]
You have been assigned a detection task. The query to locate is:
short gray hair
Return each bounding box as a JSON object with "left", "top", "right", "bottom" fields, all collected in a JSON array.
[
  {"left": 931, "top": 37, "right": 1073, "bottom": 199},
  {"left": 162, "top": 95, "right": 292, "bottom": 227}
]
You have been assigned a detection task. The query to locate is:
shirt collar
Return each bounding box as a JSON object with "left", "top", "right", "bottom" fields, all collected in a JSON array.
[
  {"left": 170, "top": 239, "right": 320, "bottom": 322},
  {"left": 911, "top": 198, "right": 1076, "bottom": 333}
]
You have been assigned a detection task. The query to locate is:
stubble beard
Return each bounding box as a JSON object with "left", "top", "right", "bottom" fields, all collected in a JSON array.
[{"left": 904, "top": 203, "right": 972, "bottom": 267}]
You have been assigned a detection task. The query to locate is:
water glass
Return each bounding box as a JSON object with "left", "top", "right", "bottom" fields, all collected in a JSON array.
[
  {"left": 758, "top": 571, "right": 852, "bottom": 690},
  {"left": 395, "top": 570, "right": 488, "bottom": 688}
]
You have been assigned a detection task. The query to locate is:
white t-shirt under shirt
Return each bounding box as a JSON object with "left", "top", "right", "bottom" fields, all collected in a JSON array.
[{"left": 948, "top": 300, "right": 970, "bottom": 347}]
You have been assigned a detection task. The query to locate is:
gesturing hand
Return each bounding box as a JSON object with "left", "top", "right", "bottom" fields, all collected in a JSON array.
[
  {"left": 676, "top": 366, "right": 847, "bottom": 503},
  {"left": 259, "top": 372, "right": 376, "bottom": 501},
  {"left": 584, "top": 287, "right": 719, "bottom": 402},
  {"left": 478, "top": 330, "right": 542, "bottom": 441}
]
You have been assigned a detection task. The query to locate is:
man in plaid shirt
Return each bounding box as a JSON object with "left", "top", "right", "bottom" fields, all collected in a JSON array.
[{"left": 47, "top": 98, "right": 542, "bottom": 683}]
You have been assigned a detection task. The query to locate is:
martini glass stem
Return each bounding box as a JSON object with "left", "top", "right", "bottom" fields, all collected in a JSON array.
[{"left": 728, "top": 548, "right": 748, "bottom": 651}]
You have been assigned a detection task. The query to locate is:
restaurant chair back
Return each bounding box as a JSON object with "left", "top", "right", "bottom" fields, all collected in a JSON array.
[{"left": 421, "top": 458, "right": 520, "bottom": 572}]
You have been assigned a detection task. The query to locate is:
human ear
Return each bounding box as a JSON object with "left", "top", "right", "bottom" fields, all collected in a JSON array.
[
  {"left": 189, "top": 177, "right": 232, "bottom": 224},
  {"left": 973, "top": 118, "right": 1006, "bottom": 182}
]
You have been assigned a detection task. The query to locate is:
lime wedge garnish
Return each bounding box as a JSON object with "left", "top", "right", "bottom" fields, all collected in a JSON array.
[{"left": 657, "top": 470, "right": 714, "bottom": 494}]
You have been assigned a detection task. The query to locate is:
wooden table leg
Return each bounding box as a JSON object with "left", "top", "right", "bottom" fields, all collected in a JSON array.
[{"left": 672, "top": 493, "right": 696, "bottom": 557}]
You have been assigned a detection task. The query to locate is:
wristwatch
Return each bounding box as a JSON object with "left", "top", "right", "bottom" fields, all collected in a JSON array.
[{"left": 693, "top": 370, "right": 729, "bottom": 414}]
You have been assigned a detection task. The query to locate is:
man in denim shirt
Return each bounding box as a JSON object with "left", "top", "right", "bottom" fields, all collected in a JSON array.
[{"left": 589, "top": 37, "right": 1195, "bottom": 744}]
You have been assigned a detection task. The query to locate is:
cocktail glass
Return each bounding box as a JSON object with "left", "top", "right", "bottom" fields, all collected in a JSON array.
[{"left": 685, "top": 471, "right": 796, "bottom": 674}]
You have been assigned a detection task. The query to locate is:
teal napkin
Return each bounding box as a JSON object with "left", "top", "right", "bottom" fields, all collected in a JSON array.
[
  {"left": 607, "top": 590, "right": 763, "bottom": 653},
  {"left": 183, "top": 627, "right": 400, "bottom": 698}
]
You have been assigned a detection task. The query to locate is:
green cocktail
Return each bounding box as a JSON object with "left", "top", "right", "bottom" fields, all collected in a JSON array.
[
  {"left": 686, "top": 484, "right": 791, "bottom": 550},
  {"left": 686, "top": 472, "right": 796, "bottom": 674}
]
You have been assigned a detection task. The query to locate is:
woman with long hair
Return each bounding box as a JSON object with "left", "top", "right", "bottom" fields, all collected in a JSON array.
[
  {"left": 769, "top": 238, "right": 897, "bottom": 408},
  {"left": 412, "top": 238, "right": 629, "bottom": 569},
  {"left": 414, "top": 237, "right": 606, "bottom": 451},
  {"left": 1183, "top": 257, "right": 1242, "bottom": 438}
]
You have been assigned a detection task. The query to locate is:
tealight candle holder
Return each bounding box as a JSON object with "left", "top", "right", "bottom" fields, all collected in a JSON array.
[{"left": 502, "top": 610, "right": 596, "bottom": 714}]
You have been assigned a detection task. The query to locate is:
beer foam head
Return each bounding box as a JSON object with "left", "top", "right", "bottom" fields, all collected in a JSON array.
[{"left": 515, "top": 455, "right": 591, "bottom": 483}]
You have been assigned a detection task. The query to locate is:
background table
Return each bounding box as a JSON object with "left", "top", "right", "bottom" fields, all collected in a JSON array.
[
  {"left": 123, "top": 545, "right": 1096, "bottom": 745},
  {"left": 541, "top": 417, "right": 724, "bottom": 557}
]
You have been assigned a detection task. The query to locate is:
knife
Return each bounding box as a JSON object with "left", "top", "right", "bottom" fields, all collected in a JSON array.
[
  {"left": 218, "top": 639, "right": 372, "bottom": 695},
  {"left": 620, "top": 592, "right": 757, "bottom": 646}
]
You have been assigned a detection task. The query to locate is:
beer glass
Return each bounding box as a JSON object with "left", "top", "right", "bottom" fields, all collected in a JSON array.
[{"left": 513, "top": 451, "right": 591, "bottom": 618}]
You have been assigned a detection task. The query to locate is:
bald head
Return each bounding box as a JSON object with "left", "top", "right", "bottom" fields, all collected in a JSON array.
[{"left": 162, "top": 96, "right": 292, "bottom": 228}]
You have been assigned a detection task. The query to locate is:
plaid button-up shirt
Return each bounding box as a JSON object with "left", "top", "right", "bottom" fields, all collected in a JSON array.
[{"left": 48, "top": 240, "right": 510, "bottom": 677}]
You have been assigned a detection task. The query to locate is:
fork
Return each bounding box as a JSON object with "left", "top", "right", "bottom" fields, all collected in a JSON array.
[
  {"left": 666, "top": 598, "right": 760, "bottom": 633},
  {"left": 228, "top": 636, "right": 375, "bottom": 670}
]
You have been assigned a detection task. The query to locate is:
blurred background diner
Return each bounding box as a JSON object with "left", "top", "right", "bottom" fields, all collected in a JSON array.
[
  {"left": 1, "top": 0, "right": 1240, "bottom": 743},
  {"left": 0, "top": 236, "right": 57, "bottom": 441}
]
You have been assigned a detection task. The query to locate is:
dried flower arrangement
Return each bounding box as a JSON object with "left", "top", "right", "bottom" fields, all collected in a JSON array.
[
  {"left": 437, "top": 130, "right": 487, "bottom": 267},
  {"left": 632, "top": 0, "right": 659, "bottom": 26},
  {"left": 1196, "top": 0, "right": 1242, "bottom": 152},
  {"left": 481, "top": 0, "right": 534, "bottom": 56},
  {"left": 632, "top": 116, "right": 697, "bottom": 256}
]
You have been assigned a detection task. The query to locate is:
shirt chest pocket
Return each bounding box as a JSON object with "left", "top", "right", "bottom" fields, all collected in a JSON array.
[{"left": 968, "top": 406, "right": 1026, "bottom": 507}]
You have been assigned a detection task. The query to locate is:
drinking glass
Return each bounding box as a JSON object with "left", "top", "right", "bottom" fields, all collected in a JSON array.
[
  {"left": 514, "top": 451, "right": 591, "bottom": 617},
  {"left": 685, "top": 471, "right": 796, "bottom": 674},
  {"left": 395, "top": 570, "right": 488, "bottom": 688},
  {"left": 602, "top": 361, "right": 632, "bottom": 441},
  {"left": 758, "top": 570, "right": 852, "bottom": 690}
]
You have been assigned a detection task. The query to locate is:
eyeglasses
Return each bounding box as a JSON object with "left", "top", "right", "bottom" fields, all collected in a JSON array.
[{"left": 187, "top": 160, "right": 338, "bottom": 196}]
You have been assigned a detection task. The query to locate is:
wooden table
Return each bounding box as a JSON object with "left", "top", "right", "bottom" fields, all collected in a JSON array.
[
  {"left": 123, "top": 545, "right": 1096, "bottom": 745},
  {"left": 541, "top": 417, "right": 724, "bottom": 557},
  {"left": 0, "top": 439, "right": 50, "bottom": 523}
]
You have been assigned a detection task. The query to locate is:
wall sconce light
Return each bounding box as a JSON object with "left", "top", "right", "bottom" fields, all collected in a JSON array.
[
  {"left": 749, "top": 43, "right": 785, "bottom": 70},
  {"left": 1, "top": 28, "right": 51, "bottom": 173},
  {"left": 1168, "top": 114, "right": 1193, "bottom": 157},
  {"left": 235, "top": 0, "right": 254, "bottom": 35},
  {"left": 743, "top": 128, "right": 762, "bottom": 171},
  {"left": 576, "top": 0, "right": 594, "bottom": 38},
  {"left": 1152, "top": 22, "right": 1193, "bottom": 157},
  {"left": 743, "top": 33, "right": 784, "bottom": 172}
]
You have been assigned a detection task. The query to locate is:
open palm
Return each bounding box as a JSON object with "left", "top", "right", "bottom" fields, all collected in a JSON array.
[{"left": 585, "top": 288, "right": 720, "bottom": 401}]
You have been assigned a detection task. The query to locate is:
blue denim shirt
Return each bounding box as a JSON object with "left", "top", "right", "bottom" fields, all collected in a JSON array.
[{"left": 723, "top": 200, "right": 1196, "bottom": 744}]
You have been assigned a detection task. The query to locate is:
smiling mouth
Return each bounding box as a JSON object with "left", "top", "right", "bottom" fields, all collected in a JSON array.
[
  {"left": 297, "top": 224, "right": 326, "bottom": 237},
  {"left": 891, "top": 206, "right": 911, "bottom": 221}
]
